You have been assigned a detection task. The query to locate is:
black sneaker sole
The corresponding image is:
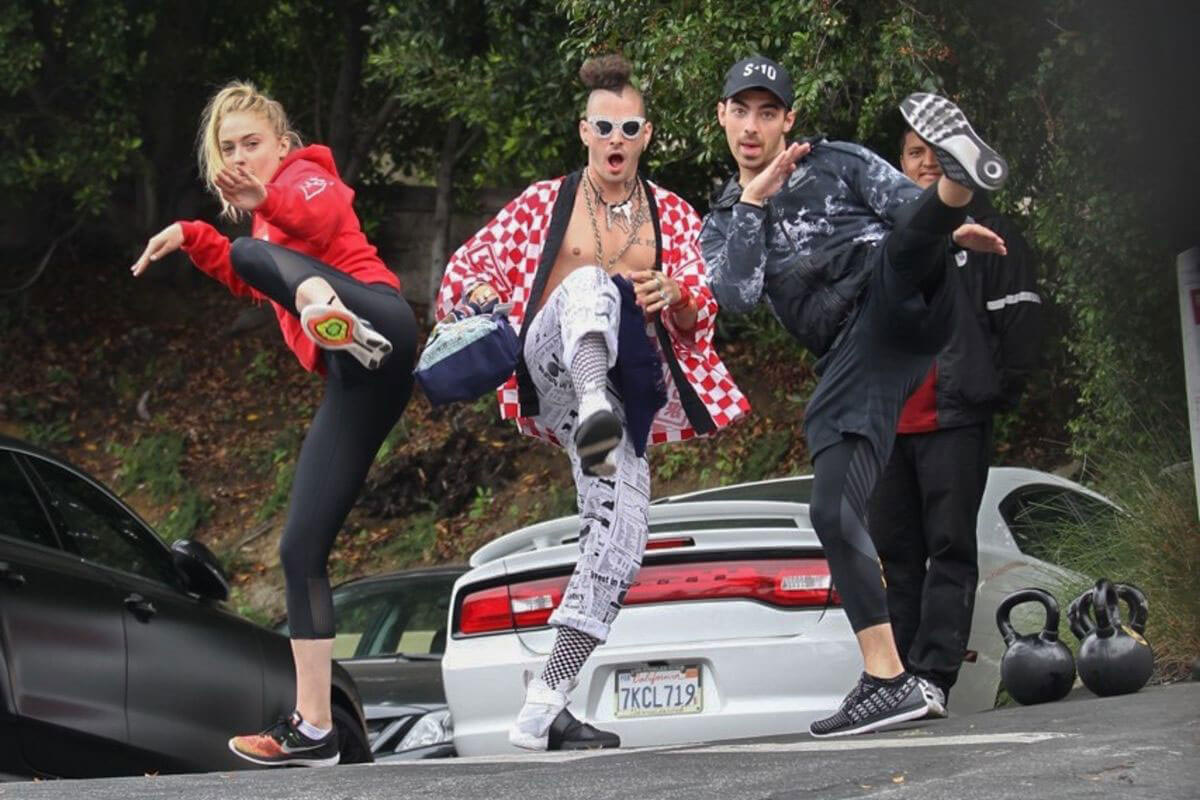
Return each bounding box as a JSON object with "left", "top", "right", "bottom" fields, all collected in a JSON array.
[
  {"left": 900, "top": 93, "right": 1008, "bottom": 192},
  {"left": 574, "top": 409, "right": 622, "bottom": 477}
]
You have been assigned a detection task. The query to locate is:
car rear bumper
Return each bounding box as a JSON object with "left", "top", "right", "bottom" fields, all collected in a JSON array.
[{"left": 444, "top": 607, "right": 861, "bottom": 756}]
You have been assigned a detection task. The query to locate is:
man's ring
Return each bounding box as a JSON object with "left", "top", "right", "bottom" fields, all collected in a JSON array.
[
  {"left": 655, "top": 275, "right": 663, "bottom": 291},
  {"left": 658, "top": 290, "right": 666, "bottom": 303}
]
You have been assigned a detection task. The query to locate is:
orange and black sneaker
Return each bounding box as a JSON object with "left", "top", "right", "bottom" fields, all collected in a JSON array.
[
  {"left": 228, "top": 711, "right": 340, "bottom": 767},
  {"left": 299, "top": 303, "right": 393, "bottom": 370}
]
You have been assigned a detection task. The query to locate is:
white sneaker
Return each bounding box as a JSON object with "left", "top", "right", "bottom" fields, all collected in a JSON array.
[
  {"left": 507, "top": 677, "right": 569, "bottom": 751},
  {"left": 919, "top": 678, "right": 948, "bottom": 719}
]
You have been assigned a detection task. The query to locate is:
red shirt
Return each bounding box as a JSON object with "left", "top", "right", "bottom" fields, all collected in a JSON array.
[
  {"left": 897, "top": 363, "right": 939, "bottom": 434},
  {"left": 179, "top": 145, "right": 400, "bottom": 373}
]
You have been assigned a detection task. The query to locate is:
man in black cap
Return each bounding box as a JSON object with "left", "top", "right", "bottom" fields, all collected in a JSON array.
[{"left": 701, "top": 55, "right": 1012, "bottom": 737}]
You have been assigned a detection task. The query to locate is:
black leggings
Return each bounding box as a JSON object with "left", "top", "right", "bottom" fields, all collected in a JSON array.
[
  {"left": 810, "top": 435, "right": 888, "bottom": 632},
  {"left": 807, "top": 187, "right": 968, "bottom": 634},
  {"left": 229, "top": 238, "right": 417, "bottom": 639}
]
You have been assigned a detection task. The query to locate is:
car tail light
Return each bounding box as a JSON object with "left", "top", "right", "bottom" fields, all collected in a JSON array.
[
  {"left": 455, "top": 556, "right": 836, "bottom": 636},
  {"left": 644, "top": 536, "right": 695, "bottom": 551},
  {"left": 625, "top": 559, "right": 835, "bottom": 608},
  {"left": 458, "top": 585, "right": 514, "bottom": 635}
]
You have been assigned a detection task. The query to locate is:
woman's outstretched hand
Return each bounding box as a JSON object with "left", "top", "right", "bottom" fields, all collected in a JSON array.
[
  {"left": 131, "top": 223, "right": 184, "bottom": 277},
  {"left": 215, "top": 165, "right": 268, "bottom": 213}
]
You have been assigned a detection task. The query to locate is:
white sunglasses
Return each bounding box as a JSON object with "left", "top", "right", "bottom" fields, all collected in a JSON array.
[{"left": 586, "top": 116, "right": 646, "bottom": 140}]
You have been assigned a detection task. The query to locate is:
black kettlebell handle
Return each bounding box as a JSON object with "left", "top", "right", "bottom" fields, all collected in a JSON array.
[
  {"left": 1115, "top": 583, "right": 1149, "bottom": 635},
  {"left": 1067, "top": 589, "right": 1095, "bottom": 640},
  {"left": 996, "top": 587, "right": 1061, "bottom": 646},
  {"left": 1090, "top": 578, "right": 1122, "bottom": 638}
]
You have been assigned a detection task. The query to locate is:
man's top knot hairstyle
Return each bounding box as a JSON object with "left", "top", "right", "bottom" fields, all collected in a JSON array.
[{"left": 579, "top": 53, "right": 634, "bottom": 92}]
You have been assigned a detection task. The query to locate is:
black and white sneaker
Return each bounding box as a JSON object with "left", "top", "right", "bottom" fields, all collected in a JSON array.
[
  {"left": 809, "top": 672, "right": 930, "bottom": 738},
  {"left": 228, "top": 711, "right": 340, "bottom": 767},
  {"left": 574, "top": 403, "right": 623, "bottom": 478},
  {"left": 919, "top": 678, "right": 948, "bottom": 719},
  {"left": 900, "top": 93, "right": 1008, "bottom": 192}
]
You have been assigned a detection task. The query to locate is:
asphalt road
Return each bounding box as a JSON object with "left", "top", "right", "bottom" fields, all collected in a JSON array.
[{"left": 4, "top": 683, "right": 1197, "bottom": 800}]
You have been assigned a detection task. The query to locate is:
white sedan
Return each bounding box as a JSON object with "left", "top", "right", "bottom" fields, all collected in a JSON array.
[{"left": 441, "top": 467, "right": 1114, "bottom": 755}]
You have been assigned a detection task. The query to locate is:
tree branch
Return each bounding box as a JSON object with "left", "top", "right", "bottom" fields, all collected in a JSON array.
[{"left": 0, "top": 218, "right": 85, "bottom": 295}]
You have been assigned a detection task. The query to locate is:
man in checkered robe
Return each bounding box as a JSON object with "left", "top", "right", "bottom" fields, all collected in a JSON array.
[{"left": 435, "top": 54, "right": 747, "bottom": 751}]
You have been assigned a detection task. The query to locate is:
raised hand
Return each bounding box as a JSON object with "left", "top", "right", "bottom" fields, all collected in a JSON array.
[
  {"left": 952, "top": 222, "right": 1007, "bottom": 256},
  {"left": 131, "top": 223, "right": 184, "bottom": 277},
  {"left": 214, "top": 165, "right": 268, "bottom": 212},
  {"left": 740, "top": 141, "right": 811, "bottom": 206}
]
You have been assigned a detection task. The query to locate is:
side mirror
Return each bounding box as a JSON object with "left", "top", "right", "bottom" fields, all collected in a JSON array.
[{"left": 171, "top": 539, "right": 230, "bottom": 602}]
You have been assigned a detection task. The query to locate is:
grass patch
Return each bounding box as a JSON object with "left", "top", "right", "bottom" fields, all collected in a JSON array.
[
  {"left": 110, "top": 432, "right": 187, "bottom": 502},
  {"left": 25, "top": 420, "right": 73, "bottom": 448},
  {"left": 1026, "top": 427, "right": 1199, "bottom": 682},
  {"left": 378, "top": 511, "right": 439, "bottom": 567}
]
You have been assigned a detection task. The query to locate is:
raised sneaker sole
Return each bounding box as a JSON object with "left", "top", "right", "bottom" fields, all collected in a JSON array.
[
  {"left": 574, "top": 409, "right": 623, "bottom": 478},
  {"left": 227, "top": 739, "right": 340, "bottom": 768},
  {"left": 300, "top": 304, "right": 393, "bottom": 370},
  {"left": 900, "top": 93, "right": 1008, "bottom": 192},
  {"left": 809, "top": 699, "right": 931, "bottom": 739}
]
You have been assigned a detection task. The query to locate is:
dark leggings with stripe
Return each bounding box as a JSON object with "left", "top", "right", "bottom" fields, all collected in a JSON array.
[
  {"left": 229, "top": 238, "right": 417, "bottom": 639},
  {"left": 808, "top": 186, "right": 969, "bottom": 633}
]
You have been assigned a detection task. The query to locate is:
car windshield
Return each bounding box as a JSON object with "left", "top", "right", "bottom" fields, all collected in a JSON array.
[{"left": 329, "top": 575, "right": 457, "bottom": 660}]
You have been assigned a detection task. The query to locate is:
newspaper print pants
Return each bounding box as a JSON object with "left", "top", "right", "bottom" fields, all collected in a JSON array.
[{"left": 523, "top": 266, "right": 651, "bottom": 642}]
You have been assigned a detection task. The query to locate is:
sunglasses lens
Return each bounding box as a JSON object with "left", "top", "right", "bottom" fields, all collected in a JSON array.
[
  {"left": 621, "top": 120, "right": 642, "bottom": 138},
  {"left": 594, "top": 120, "right": 614, "bottom": 137}
]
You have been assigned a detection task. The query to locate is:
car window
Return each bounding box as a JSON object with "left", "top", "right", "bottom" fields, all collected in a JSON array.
[
  {"left": 332, "top": 575, "right": 456, "bottom": 659},
  {"left": 26, "top": 456, "right": 180, "bottom": 586},
  {"left": 999, "top": 484, "right": 1117, "bottom": 558},
  {"left": 0, "top": 452, "right": 59, "bottom": 549}
]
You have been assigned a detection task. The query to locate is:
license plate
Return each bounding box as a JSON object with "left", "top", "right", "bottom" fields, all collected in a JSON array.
[{"left": 614, "top": 664, "right": 703, "bottom": 718}]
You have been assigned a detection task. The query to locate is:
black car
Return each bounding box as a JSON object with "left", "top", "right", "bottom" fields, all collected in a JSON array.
[
  {"left": 280, "top": 567, "right": 466, "bottom": 760},
  {"left": 0, "top": 436, "right": 371, "bottom": 778}
]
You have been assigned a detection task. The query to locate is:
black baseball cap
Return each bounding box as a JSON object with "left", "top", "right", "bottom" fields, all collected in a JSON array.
[{"left": 722, "top": 56, "right": 794, "bottom": 108}]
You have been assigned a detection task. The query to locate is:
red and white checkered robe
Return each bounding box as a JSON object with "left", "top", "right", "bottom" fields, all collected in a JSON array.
[{"left": 436, "top": 176, "right": 750, "bottom": 447}]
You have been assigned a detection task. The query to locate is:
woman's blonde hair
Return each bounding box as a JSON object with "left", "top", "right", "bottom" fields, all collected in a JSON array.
[{"left": 197, "top": 80, "right": 302, "bottom": 219}]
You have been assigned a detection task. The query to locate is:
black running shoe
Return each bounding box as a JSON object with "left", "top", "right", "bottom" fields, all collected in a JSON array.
[
  {"left": 574, "top": 408, "right": 623, "bottom": 477},
  {"left": 900, "top": 93, "right": 1008, "bottom": 192},
  {"left": 548, "top": 709, "right": 621, "bottom": 750},
  {"left": 228, "top": 711, "right": 340, "bottom": 767},
  {"left": 809, "top": 672, "right": 929, "bottom": 738}
]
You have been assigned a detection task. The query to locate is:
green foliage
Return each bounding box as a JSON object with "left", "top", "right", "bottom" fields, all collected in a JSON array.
[
  {"left": 740, "top": 429, "right": 792, "bottom": 483},
  {"left": 467, "top": 485, "right": 495, "bottom": 520},
  {"left": 109, "top": 432, "right": 187, "bottom": 503},
  {"left": 1026, "top": 426, "right": 1198, "bottom": 681},
  {"left": 159, "top": 490, "right": 212, "bottom": 544},
  {"left": 245, "top": 351, "right": 278, "bottom": 385},
  {"left": 24, "top": 420, "right": 72, "bottom": 448},
  {"left": 379, "top": 511, "right": 440, "bottom": 566},
  {"left": 655, "top": 445, "right": 701, "bottom": 481},
  {"left": 257, "top": 453, "right": 297, "bottom": 523}
]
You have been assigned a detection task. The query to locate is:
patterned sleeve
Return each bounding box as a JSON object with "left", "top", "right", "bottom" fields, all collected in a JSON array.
[
  {"left": 847, "top": 143, "right": 922, "bottom": 225},
  {"left": 435, "top": 184, "right": 537, "bottom": 321},
  {"left": 659, "top": 191, "right": 716, "bottom": 350},
  {"left": 700, "top": 202, "right": 768, "bottom": 313}
]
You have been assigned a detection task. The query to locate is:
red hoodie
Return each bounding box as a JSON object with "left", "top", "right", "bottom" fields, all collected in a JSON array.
[{"left": 179, "top": 145, "right": 400, "bottom": 373}]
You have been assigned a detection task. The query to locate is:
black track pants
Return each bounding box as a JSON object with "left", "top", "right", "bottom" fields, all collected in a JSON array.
[
  {"left": 229, "top": 238, "right": 417, "bottom": 639},
  {"left": 867, "top": 422, "right": 991, "bottom": 694}
]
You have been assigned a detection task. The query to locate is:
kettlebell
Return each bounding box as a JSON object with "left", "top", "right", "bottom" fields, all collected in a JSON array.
[
  {"left": 1075, "top": 579, "right": 1155, "bottom": 697},
  {"left": 996, "top": 587, "right": 1076, "bottom": 705},
  {"left": 1067, "top": 581, "right": 1149, "bottom": 641}
]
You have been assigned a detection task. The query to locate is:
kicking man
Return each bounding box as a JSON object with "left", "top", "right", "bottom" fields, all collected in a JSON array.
[
  {"left": 438, "top": 54, "right": 746, "bottom": 750},
  {"left": 701, "top": 56, "right": 1009, "bottom": 737}
]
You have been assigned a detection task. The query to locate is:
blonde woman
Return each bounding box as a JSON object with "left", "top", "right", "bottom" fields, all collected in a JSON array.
[{"left": 132, "top": 81, "right": 417, "bottom": 767}]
